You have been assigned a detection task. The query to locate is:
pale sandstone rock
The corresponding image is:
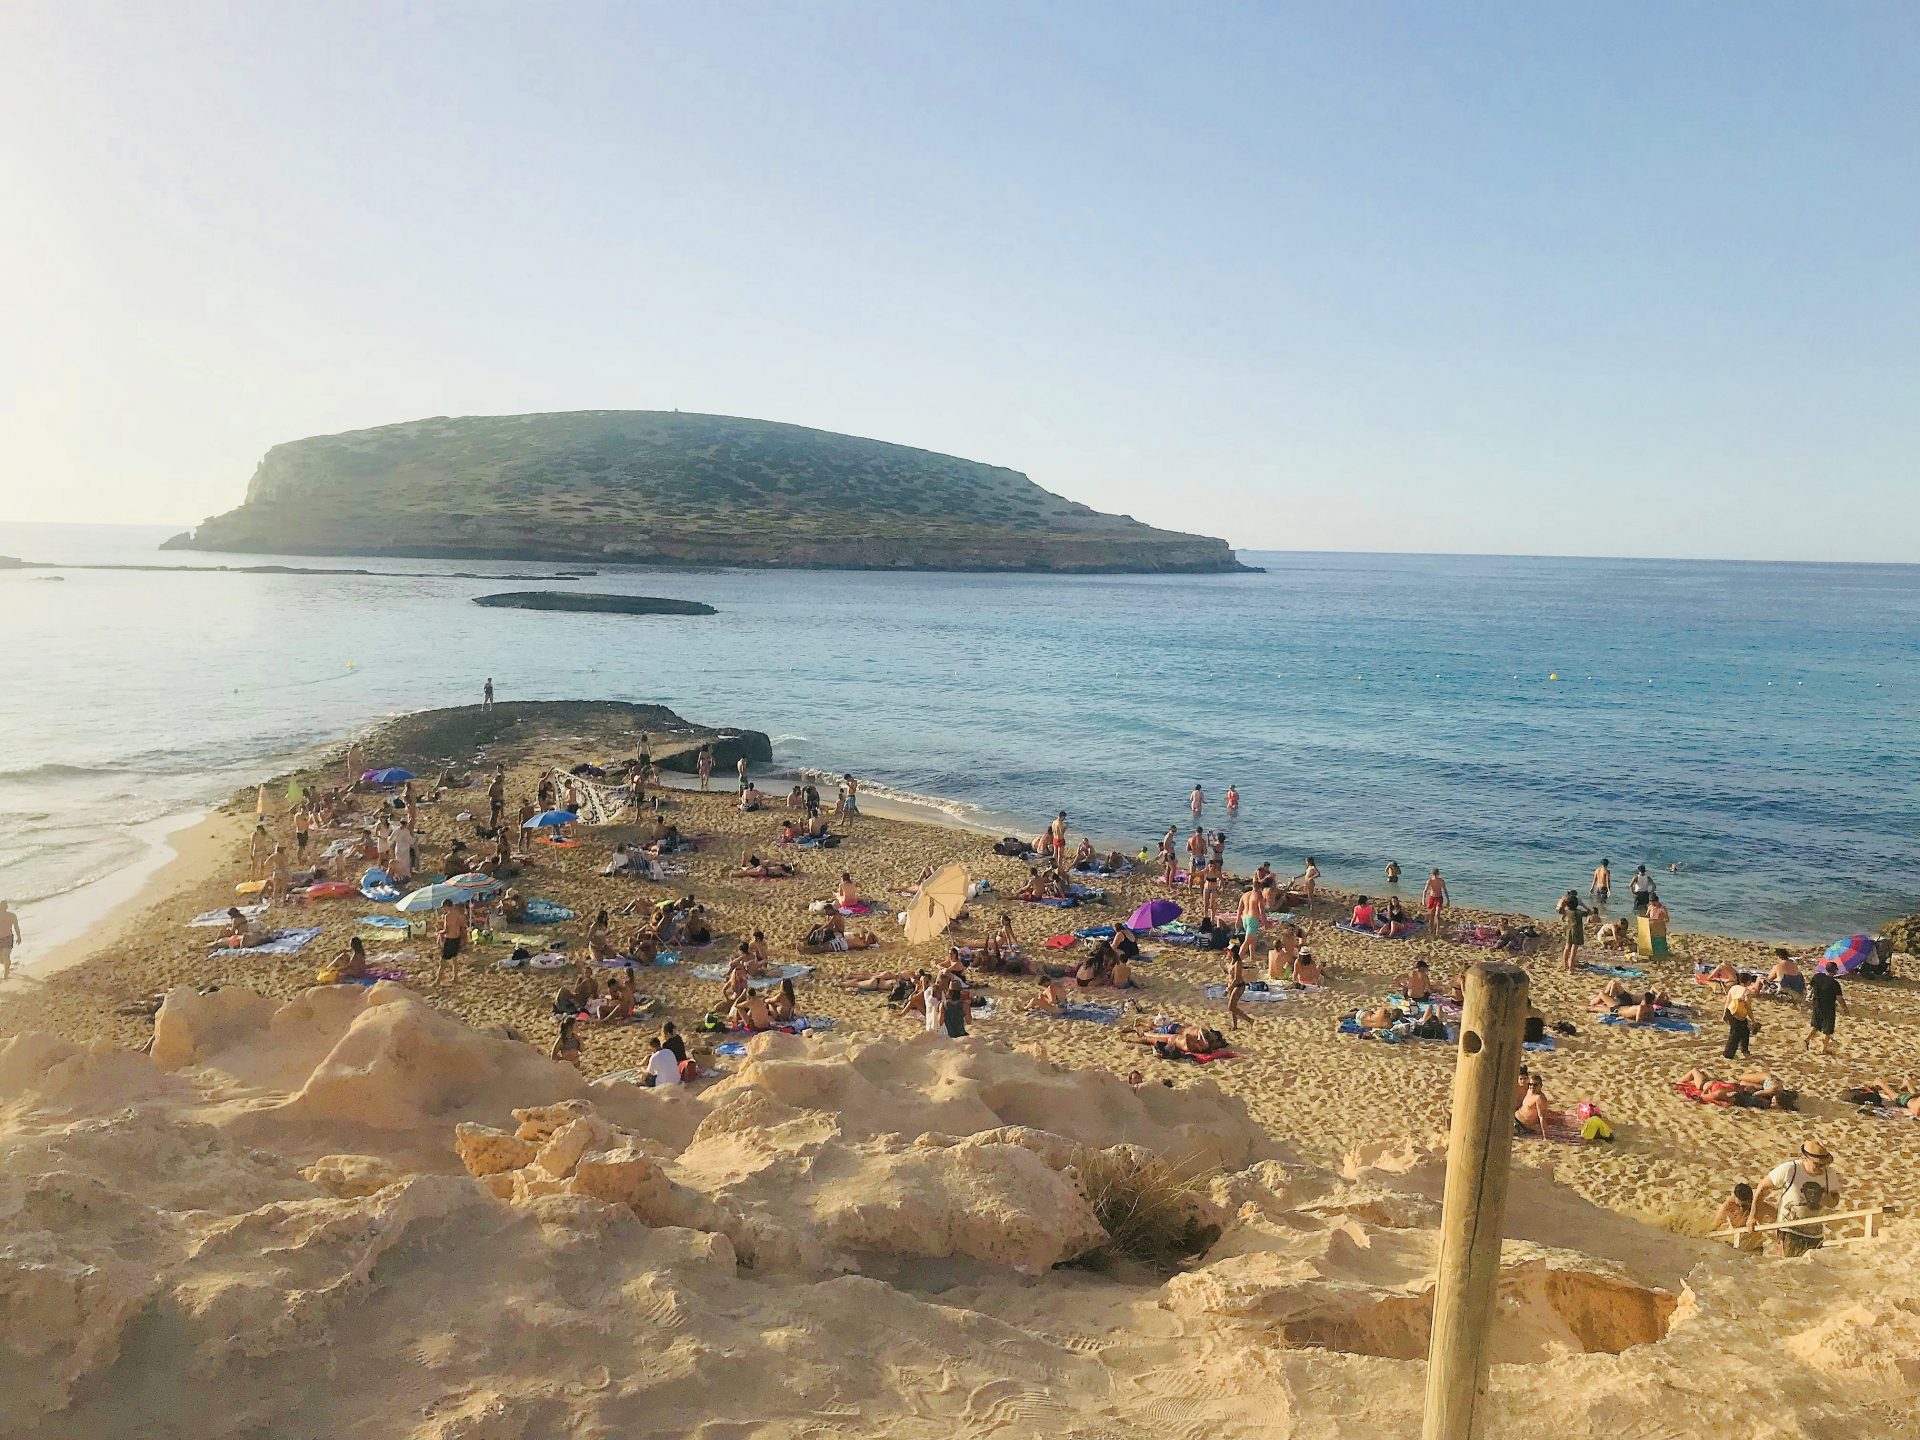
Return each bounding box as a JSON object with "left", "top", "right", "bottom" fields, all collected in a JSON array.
[
  {"left": 301, "top": 1153, "right": 405, "bottom": 1198},
  {"left": 454, "top": 1122, "right": 541, "bottom": 1177},
  {"left": 152, "top": 987, "right": 278, "bottom": 1070}
]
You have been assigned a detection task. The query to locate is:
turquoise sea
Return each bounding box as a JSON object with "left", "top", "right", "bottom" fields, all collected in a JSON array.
[{"left": 2, "top": 522, "right": 1915, "bottom": 947}]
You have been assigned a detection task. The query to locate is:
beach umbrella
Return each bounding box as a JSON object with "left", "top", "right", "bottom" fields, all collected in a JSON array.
[
  {"left": 362, "top": 767, "right": 414, "bottom": 786},
  {"left": 903, "top": 863, "right": 970, "bottom": 945},
  {"left": 522, "top": 810, "right": 578, "bottom": 829},
  {"left": 1129, "top": 898, "right": 1182, "bottom": 931},
  {"left": 255, "top": 783, "right": 268, "bottom": 816},
  {"left": 445, "top": 871, "right": 503, "bottom": 898},
  {"left": 394, "top": 883, "right": 470, "bottom": 912},
  {"left": 1824, "top": 934, "right": 1874, "bottom": 974}
]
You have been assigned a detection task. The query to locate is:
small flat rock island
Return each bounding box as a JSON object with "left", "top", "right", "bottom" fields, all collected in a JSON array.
[{"left": 471, "top": 591, "right": 716, "bottom": 616}]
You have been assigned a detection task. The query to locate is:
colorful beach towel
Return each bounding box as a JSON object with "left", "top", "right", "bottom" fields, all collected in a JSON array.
[
  {"left": 1337, "top": 1015, "right": 1457, "bottom": 1044},
  {"left": 714, "top": 1041, "right": 750, "bottom": 1058},
  {"left": 1065, "top": 884, "right": 1106, "bottom": 902},
  {"left": 523, "top": 899, "right": 575, "bottom": 925},
  {"left": 357, "top": 914, "right": 412, "bottom": 930},
  {"left": 1516, "top": 1114, "right": 1589, "bottom": 1145},
  {"left": 1027, "top": 896, "right": 1077, "bottom": 909},
  {"left": 836, "top": 903, "right": 873, "bottom": 916},
  {"left": 1582, "top": 962, "right": 1646, "bottom": 980},
  {"left": 216, "top": 926, "right": 322, "bottom": 957},
  {"left": 1074, "top": 925, "right": 1116, "bottom": 940}
]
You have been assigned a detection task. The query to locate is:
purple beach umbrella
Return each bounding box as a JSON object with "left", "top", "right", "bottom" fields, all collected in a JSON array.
[
  {"left": 1129, "top": 898, "right": 1182, "bottom": 931},
  {"left": 1823, "top": 934, "right": 1874, "bottom": 974}
]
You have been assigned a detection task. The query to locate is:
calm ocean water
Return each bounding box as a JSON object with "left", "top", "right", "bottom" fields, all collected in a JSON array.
[{"left": 2, "top": 522, "right": 1915, "bottom": 944}]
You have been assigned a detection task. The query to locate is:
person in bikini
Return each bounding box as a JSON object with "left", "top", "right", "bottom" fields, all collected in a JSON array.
[{"left": 1223, "top": 941, "right": 1248, "bottom": 1029}]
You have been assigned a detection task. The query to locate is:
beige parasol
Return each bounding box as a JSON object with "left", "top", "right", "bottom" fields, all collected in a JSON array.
[{"left": 903, "top": 862, "right": 970, "bottom": 945}]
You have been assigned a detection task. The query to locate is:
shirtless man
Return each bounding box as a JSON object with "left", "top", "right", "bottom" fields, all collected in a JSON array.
[
  {"left": 1423, "top": 867, "right": 1449, "bottom": 933},
  {"left": 1026, "top": 976, "right": 1074, "bottom": 1015},
  {"left": 266, "top": 844, "right": 292, "bottom": 903},
  {"left": 435, "top": 902, "right": 468, "bottom": 988},
  {"left": 1185, "top": 828, "right": 1207, "bottom": 888},
  {"left": 1514, "top": 1075, "right": 1559, "bottom": 1140},
  {"left": 1591, "top": 858, "right": 1612, "bottom": 909},
  {"left": 1401, "top": 958, "right": 1434, "bottom": 1001},
  {"left": 1049, "top": 812, "right": 1069, "bottom": 867},
  {"left": 0, "top": 899, "right": 18, "bottom": 981},
  {"left": 1236, "top": 885, "right": 1266, "bottom": 947},
  {"left": 488, "top": 766, "right": 506, "bottom": 829},
  {"left": 1189, "top": 783, "right": 1204, "bottom": 817}
]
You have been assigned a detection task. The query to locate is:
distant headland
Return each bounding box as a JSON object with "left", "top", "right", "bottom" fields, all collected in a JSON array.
[{"left": 160, "top": 410, "right": 1255, "bottom": 574}]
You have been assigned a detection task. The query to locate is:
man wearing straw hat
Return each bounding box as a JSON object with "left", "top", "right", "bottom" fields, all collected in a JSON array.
[{"left": 1745, "top": 1139, "right": 1839, "bottom": 1254}]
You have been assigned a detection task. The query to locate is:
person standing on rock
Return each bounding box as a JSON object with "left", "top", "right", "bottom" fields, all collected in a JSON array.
[
  {"left": 482, "top": 677, "right": 494, "bottom": 711},
  {"left": 736, "top": 754, "right": 749, "bottom": 791},
  {"left": 697, "top": 746, "right": 712, "bottom": 792}
]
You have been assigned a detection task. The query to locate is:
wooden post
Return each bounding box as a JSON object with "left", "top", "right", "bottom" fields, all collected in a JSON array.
[{"left": 1423, "top": 961, "right": 1530, "bottom": 1440}]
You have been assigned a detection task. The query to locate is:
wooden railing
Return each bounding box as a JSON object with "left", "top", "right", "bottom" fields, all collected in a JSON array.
[{"left": 1711, "top": 1203, "right": 1896, "bottom": 1245}]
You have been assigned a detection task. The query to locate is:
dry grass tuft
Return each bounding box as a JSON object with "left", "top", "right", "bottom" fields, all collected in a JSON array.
[{"left": 1066, "top": 1146, "right": 1220, "bottom": 1272}]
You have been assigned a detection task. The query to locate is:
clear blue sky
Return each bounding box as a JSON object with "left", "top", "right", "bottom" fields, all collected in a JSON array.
[{"left": 2, "top": 2, "right": 1915, "bottom": 559}]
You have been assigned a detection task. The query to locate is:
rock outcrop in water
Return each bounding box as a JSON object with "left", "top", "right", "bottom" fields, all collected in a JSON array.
[
  {"left": 162, "top": 410, "right": 1254, "bottom": 573},
  {"left": 4, "top": 985, "right": 1914, "bottom": 1438},
  {"left": 471, "top": 591, "right": 717, "bottom": 616}
]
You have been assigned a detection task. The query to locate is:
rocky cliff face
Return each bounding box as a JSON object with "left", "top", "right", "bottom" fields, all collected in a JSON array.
[{"left": 162, "top": 411, "right": 1253, "bottom": 573}]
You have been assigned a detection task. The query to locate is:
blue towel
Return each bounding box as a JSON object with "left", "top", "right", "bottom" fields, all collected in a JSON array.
[
  {"left": 1074, "top": 925, "right": 1116, "bottom": 940},
  {"left": 1524, "top": 1036, "right": 1559, "bottom": 1053},
  {"left": 1050, "top": 1001, "right": 1124, "bottom": 1025},
  {"left": 655, "top": 952, "right": 679, "bottom": 966},
  {"left": 1201, "top": 982, "right": 1299, "bottom": 1003},
  {"left": 1600, "top": 1012, "right": 1697, "bottom": 1033},
  {"left": 1338, "top": 1014, "right": 1455, "bottom": 1044},
  {"left": 1065, "top": 884, "right": 1106, "bottom": 902},
  {"left": 524, "top": 899, "right": 575, "bottom": 925},
  {"left": 1336, "top": 920, "right": 1424, "bottom": 940},
  {"left": 1028, "top": 896, "right": 1077, "bottom": 908},
  {"left": 1583, "top": 962, "right": 1645, "bottom": 980},
  {"left": 217, "top": 926, "right": 323, "bottom": 957},
  {"left": 714, "top": 1041, "right": 749, "bottom": 1057},
  {"left": 689, "top": 961, "right": 813, "bottom": 989},
  {"left": 791, "top": 1015, "right": 835, "bottom": 1032},
  {"left": 1156, "top": 930, "right": 1211, "bottom": 948},
  {"left": 357, "top": 914, "right": 411, "bottom": 930}
]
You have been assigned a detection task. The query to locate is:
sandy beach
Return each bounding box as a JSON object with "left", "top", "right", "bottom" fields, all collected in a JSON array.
[
  {"left": 4, "top": 702, "right": 1915, "bottom": 1220},
  {"left": 3, "top": 701, "right": 1918, "bottom": 1439}
]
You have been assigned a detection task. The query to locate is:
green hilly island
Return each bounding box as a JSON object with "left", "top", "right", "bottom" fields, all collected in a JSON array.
[{"left": 163, "top": 411, "right": 1249, "bottom": 572}]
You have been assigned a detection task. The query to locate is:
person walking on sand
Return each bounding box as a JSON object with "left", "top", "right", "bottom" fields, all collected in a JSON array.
[
  {"left": 696, "top": 746, "right": 712, "bottom": 791},
  {"left": 1423, "top": 867, "right": 1449, "bottom": 933},
  {"left": 1804, "top": 962, "right": 1847, "bottom": 1056},
  {"left": 266, "top": 844, "right": 292, "bottom": 903},
  {"left": 736, "top": 754, "right": 749, "bottom": 791},
  {"left": 1237, "top": 884, "right": 1266, "bottom": 945},
  {"left": 1557, "top": 889, "right": 1589, "bottom": 973},
  {"left": 1225, "top": 784, "right": 1239, "bottom": 816},
  {"left": 1190, "top": 783, "right": 1205, "bottom": 817},
  {"left": 435, "top": 901, "right": 469, "bottom": 988},
  {"left": 1224, "top": 939, "right": 1249, "bottom": 1030},
  {"left": 1591, "top": 858, "right": 1612, "bottom": 909},
  {"left": 0, "top": 900, "right": 20, "bottom": 981},
  {"left": 482, "top": 677, "right": 494, "bottom": 711},
  {"left": 1746, "top": 1140, "right": 1839, "bottom": 1255},
  {"left": 488, "top": 765, "right": 506, "bottom": 830},
  {"left": 249, "top": 820, "right": 270, "bottom": 878},
  {"left": 1301, "top": 857, "right": 1320, "bottom": 910},
  {"left": 1724, "top": 980, "right": 1755, "bottom": 1060}
]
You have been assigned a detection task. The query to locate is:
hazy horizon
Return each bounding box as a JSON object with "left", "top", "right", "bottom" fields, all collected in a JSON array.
[{"left": 3, "top": 3, "right": 1916, "bottom": 561}]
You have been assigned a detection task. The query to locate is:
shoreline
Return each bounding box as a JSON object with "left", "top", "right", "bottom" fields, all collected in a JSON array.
[{"left": 4, "top": 809, "right": 243, "bottom": 991}]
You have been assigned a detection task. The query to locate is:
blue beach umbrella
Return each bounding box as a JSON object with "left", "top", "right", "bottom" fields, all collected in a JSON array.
[
  {"left": 522, "top": 810, "right": 578, "bottom": 829},
  {"left": 362, "top": 767, "right": 414, "bottom": 786}
]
